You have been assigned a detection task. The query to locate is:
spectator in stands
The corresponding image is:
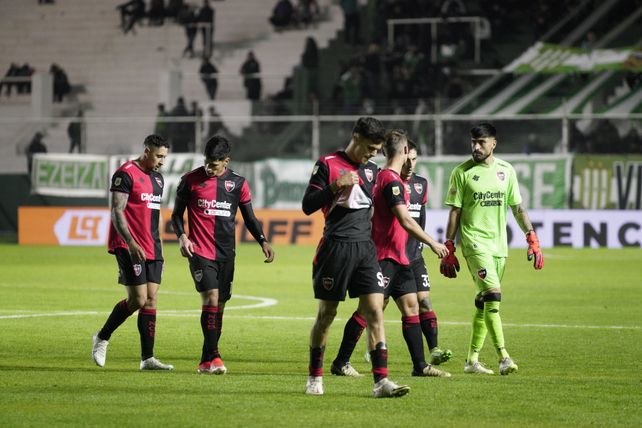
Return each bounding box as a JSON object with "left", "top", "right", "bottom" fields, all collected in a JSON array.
[
  {"left": 166, "top": 0, "right": 184, "bottom": 21},
  {"left": 149, "top": 0, "right": 165, "bottom": 26},
  {"left": 67, "top": 110, "right": 84, "bottom": 153},
  {"left": 301, "top": 36, "right": 319, "bottom": 99},
  {"left": 199, "top": 58, "right": 218, "bottom": 100},
  {"left": 297, "top": 0, "right": 320, "bottom": 28},
  {"left": 179, "top": 3, "right": 198, "bottom": 58},
  {"left": 363, "top": 43, "right": 382, "bottom": 101},
  {"left": 0, "top": 63, "right": 20, "bottom": 97},
  {"left": 27, "top": 132, "right": 47, "bottom": 175},
  {"left": 17, "top": 63, "right": 34, "bottom": 94},
  {"left": 269, "top": 0, "right": 295, "bottom": 31},
  {"left": 197, "top": 0, "right": 215, "bottom": 58},
  {"left": 50, "top": 63, "right": 70, "bottom": 103},
  {"left": 169, "top": 97, "right": 191, "bottom": 152},
  {"left": 340, "top": 0, "right": 360, "bottom": 45},
  {"left": 154, "top": 103, "right": 168, "bottom": 139},
  {"left": 240, "top": 51, "right": 262, "bottom": 101},
  {"left": 117, "top": 0, "right": 145, "bottom": 35}
]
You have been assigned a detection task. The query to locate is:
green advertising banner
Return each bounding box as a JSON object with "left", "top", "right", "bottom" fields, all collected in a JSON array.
[
  {"left": 414, "top": 155, "right": 571, "bottom": 209},
  {"left": 571, "top": 155, "right": 642, "bottom": 209},
  {"left": 31, "top": 154, "right": 109, "bottom": 198}
]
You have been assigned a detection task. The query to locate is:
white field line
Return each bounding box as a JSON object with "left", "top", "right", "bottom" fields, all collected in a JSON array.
[{"left": 0, "top": 308, "right": 639, "bottom": 330}]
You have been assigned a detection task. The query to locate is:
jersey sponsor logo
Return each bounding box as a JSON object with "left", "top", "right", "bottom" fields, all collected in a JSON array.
[
  {"left": 473, "top": 175, "right": 480, "bottom": 181},
  {"left": 155, "top": 176, "right": 163, "bottom": 188},
  {"left": 365, "top": 168, "right": 373, "bottom": 182},
  {"left": 114, "top": 177, "right": 122, "bottom": 187},
  {"left": 392, "top": 186, "right": 400, "bottom": 196},
  {"left": 198, "top": 199, "right": 232, "bottom": 210},
  {"left": 193, "top": 269, "right": 203, "bottom": 282},
  {"left": 408, "top": 203, "right": 421, "bottom": 211},
  {"left": 414, "top": 183, "right": 423, "bottom": 194},
  {"left": 204, "top": 209, "right": 231, "bottom": 217},
  {"left": 225, "top": 180, "right": 235, "bottom": 192},
  {"left": 322, "top": 277, "right": 334, "bottom": 290},
  {"left": 497, "top": 171, "right": 505, "bottom": 181},
  {"left": 133, "top": 264, "right": 142, "bottom": 277},
  {"left": 477, "top": 268, "right": 487, "bottom": 280},
  {"left": 141, "top": 193, "right": 162, "bottom": 210}
]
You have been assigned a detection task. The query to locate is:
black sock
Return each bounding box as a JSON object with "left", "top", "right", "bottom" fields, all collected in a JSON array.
[
  {"left": 309, "top": 346, "right": 325, "bottom": 377},
  {"left": 420, "top": 310, "right": 439, "bottom": 350},
  {"left": 402, "top": 315, "right": 427, "bottom": 372},
  {"left": 200, "top": 305, "right": 219, "bottom": 363},
  {"left": 369, "top": 342, "right": 388, "bottom": 383},
  {"left": 98, "top": 299, "right": 132, "bottom": 341},
  {"left": 333, "top": 311, "right": 366, "bottom": 367},
  {"left": 138, "top": 308, "right": 156, "bottom": 360},
  {"left": 213, "top": 310, "right": 224, "bottom": 358}
]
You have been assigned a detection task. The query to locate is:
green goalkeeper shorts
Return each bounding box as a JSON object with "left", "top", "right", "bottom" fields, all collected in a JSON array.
[{"left": 464, "top": 253, "right": 506, "bottom": 293}]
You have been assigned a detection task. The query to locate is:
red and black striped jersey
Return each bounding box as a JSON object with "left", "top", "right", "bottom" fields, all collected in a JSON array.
[
  {"left": 372, "top": 168, "right": 410, "bottom": 265},
  {"left": 306, "top": 151, "right": 378, "bottom": 241},
  {"left": 108, "top": 160, "right": 164, "bottom": 260},
  {"left": 176, "top": 166, "right": 251, "bottom": 261},
  {"left": 405, "top": 173, "right": 428, "bottom": 262}
]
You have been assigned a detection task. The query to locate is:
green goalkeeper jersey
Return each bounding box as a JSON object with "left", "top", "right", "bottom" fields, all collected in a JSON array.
[{"left": 445, "top": 157, "right": 522, "bottom": 257}]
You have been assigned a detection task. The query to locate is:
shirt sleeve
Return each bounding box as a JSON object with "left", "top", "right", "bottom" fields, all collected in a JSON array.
[
  {"left": 175, "top": 175, "right": 191, "bottom": 202},
  {"left": 307, "top": 160, "right": 329, "bottom": 190},
  {"left": 506, "top": 165, "right": 523, "bottom": 206},
  {"left": 239, "top": 179, "right": 252, "bottom": 205},
  {"left": 445, "top": 168, "right": 464, "bottom": 208},
  {"left": 110, "top": 170, "right": 133, "bottom": 194},
  {"left": 383, "top": 179, "right": 406, "bottom": 207}
]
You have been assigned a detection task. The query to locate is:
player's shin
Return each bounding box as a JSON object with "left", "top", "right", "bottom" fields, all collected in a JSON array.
[
  {"left": 200, "top": 305, "right": 219, "bottom": 363},
  {"left": 401, "top": 315, "right": 426, "bottom": 373},
  {"left": 467, "top": 296, "right": 487, "bottom": 363},
  {"left": 333, "top": 311, "right": 366, "bottom": 367},
  {"left": 99, "top": 299, "right": 133, "bottom": 341},
  {"left": 482, "top": 293, "right": 509, "bottom": 359},
  {"left": 137, "top": 308, "right": 156, "bottom": 360},
  {"left": 369, "top": 342, "right": 388, "bottom": 383}
]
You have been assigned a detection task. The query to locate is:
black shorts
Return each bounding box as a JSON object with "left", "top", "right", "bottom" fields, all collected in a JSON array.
[
  {"left": 189, "top": 254, "right": 234, "bottom": 302},
  {"left": 410, "top": 257, "right": 431, "bottom": 292},
  {"left": 312, "top": 238, "right": 384, "bottom": 301},
  {"left": 380, "top": 258, "right": 416, "bottom": 300},
  {"left": 115, "top": 248, "right": 163, "bottom": 286}
]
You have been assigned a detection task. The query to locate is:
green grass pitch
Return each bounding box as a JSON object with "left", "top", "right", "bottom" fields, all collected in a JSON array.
[{"left": 0, "top": 244, "right": 640, "bottom": 427}]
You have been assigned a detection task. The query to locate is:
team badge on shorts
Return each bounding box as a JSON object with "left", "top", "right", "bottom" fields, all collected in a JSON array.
[
  {"left": 133, "top": 264, "right": 142, "bottom": 277},
  {"left": 322, "top": 277, "right": 334, "bottom": 290},
  {"left": 225, "top": 180, "right": 235, "bottom": 192},
  {"left": 477, "top": 268, "right": 487, "bottom": 280},
  {"left": 155, "top": 176, "right": 163, "bottom": 188},
  {"left": 365, "top": 169, "right": 373, "bottom": 182},
  {"left": 382, "top": 276, "right": 390, "bottom": 289},
  {"left": 414, "top": 183, "right": 423, "bottom": 194},
  {"left": 193, "top": 269, "right": 203, "bottom": 282},
  {"left": 497, "top": 171, "right": 505, "bottom": 181}
]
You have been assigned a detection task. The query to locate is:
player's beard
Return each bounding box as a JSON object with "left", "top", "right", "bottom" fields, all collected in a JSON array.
[{"left": 472, "top": 151, "right": 488, "bottom": 163}]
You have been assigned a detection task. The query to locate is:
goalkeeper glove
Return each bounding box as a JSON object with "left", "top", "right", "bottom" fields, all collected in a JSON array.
[
  {"left": 526, "top": 230, "right": 544, "bottom": 270},
  {"left": 440, "top": 239, "right": 460, "bottom": 278}
]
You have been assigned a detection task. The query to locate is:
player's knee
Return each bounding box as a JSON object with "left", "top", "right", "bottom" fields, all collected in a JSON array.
[
  {"left": 483, "top": 292, "right": 501, "bottom": 313},
  {"left": 474, "top": 294, "right": 484, "bottom": 310},
  {"left": 129, "top": 296, "right": 146, "bottom": 310},
  {"left": 419, "top": 297, "right": 432, "bottom": 312},
  {"left": 483, "top": 292, "right": 501, "bottom": 302}
]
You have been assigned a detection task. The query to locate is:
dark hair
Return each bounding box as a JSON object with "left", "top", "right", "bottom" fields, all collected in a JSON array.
[
  {"left": 204, "top": 135, "right": 231, "bottom": 159},
  {"left": 144, "top": 134, "right": 169, "bottom": 149},
  {"left": 353, "top": 117, "right": 386, "bottom": 143},
  {"left": 470, "top": 123, "right": 497, "bottom": 139},
  {"left": 407, "top": 138, "right": 418, "bottom": 153},
  {"left": 383, "top": 129, "right": 407, "bottom": 158}
]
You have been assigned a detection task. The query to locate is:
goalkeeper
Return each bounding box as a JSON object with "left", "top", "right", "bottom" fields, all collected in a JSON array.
[{"left": 441, "top": 123, "right": 544, "bottom": 375}]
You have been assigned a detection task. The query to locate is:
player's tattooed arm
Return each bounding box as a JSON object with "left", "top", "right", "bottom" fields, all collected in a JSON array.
[
  {"left": 111, "top": 191, "right": 145, "bottom": 262},
  {"left": 511, "top": 203, "right": 535, "bottom": 234}
]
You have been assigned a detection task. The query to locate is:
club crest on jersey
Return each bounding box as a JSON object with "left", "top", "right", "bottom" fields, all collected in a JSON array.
[
  {"left": 392, "top": 186, "right": 400, "bottom": 196},
  {"left": 414, "top": 183, "right": 423, "bottom": 194},
  {"left": 322, "top": 277, "right": 334, "bottom": 290},
  {"left": 193, "top": 269, "right": 203, "bottom": 282},
  {"left": 224, "top": 180, "right": 235, "bottom": 192},
  {"left": 154, "top": 176, "right": 163, "bottom": 188},
  {"left": 114, "top": 177, "right": 122, "bottom": 187},
  {"left": 365, "top": 169, "right": 373, "bottom": 182},
  {"left": 497, "top": 171, "right": 505, "bottom": 181},
  {"left": 133, "top": 264, "right": 142, "bottom": 277},
  {"left": 477, "top": 268, "right": 487, "bottom": 280}
]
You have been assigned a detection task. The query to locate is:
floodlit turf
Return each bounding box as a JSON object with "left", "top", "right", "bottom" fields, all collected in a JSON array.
[{"left": 0, "top": 244, "right": 640, "bottom": 427}]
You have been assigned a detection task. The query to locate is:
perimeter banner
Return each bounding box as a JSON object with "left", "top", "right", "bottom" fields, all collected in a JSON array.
[
  {"left": 19, "top": 207, "right": 640, "bottom": 248},
  {"left": 31, "top": 154, "right": 109, "bottom": 198}
]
